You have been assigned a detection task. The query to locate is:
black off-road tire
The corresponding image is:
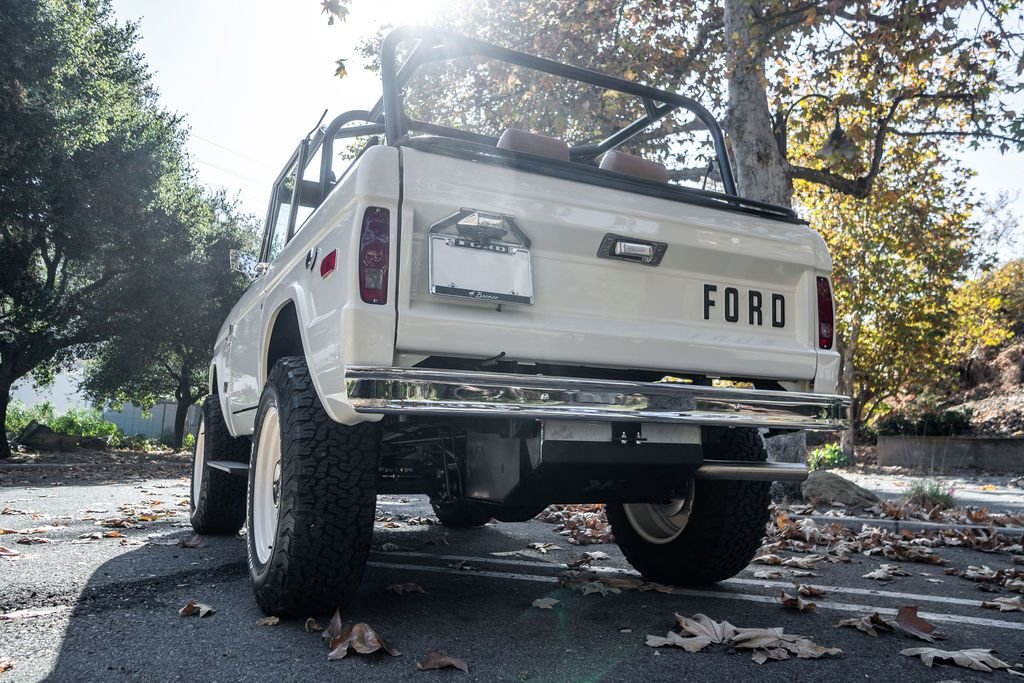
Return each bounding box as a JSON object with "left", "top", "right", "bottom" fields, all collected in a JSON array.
[
  {"left": 607, "top": 428, "right": 772, "bottom": 585},
  {"left": 431, "top": 498, "right": 493, "bottom": 528},
  {"left": 247, "top": 357, "right": 380, "bottom": 617},
  {"left": 190, "top": 395, "right": 250, "bottom": 535}
]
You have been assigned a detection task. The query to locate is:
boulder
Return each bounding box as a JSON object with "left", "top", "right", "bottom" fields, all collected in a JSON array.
[
  {"left": 17, "top": 421, "right": 79, "bottom": 452},
  {"left": 801, "top": 470, "right": 881, "bottom": 510}
]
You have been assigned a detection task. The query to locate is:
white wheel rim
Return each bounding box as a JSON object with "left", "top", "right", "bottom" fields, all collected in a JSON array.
[
  {"left": 622, "top": 480, "right": 695, "bottom": 545},
  {"left": 191, "top": 416, "right": 206, "bottom": 511},
  {"left": 253, "top": 406, "right": 282, "bottom": 565}
]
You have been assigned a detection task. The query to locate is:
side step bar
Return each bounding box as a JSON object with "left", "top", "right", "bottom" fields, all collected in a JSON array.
[{"left": 207, "top": 460, "right": 250, "bottom": 476}]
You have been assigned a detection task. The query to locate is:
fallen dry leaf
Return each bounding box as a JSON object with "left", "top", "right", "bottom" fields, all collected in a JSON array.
[
  {"left": 980, "top": 596, "right": 1023, "bottom": 612},
  {"left": 179, "top": 534, "right": 206, "bottom": 549},
  {"left": 416, "top": 650, "right": 468, "bottom": 673},
  {"left": 782, "top": 555, "right": 825, "bottom": 569},
  {"left": 304, "top": 618, "right": 324, "bottom": 633},
  {"left": 780, "top": 591, "right": 816, "bottom": 612},
  {"left": 674, "top": 613, "right": 737, "bottom": 643},
  {"left": 528, "top": 542, "right": 561, "bottom": 554},
  {"left": 327, "top": 622, "right": 400, "bottom": 660},
  {"left": 792, "top": 570, "right": 819, "bottom": 578},
  {"left": 386, "top": 583, "right": 426, "bottom": 595},
  {"left": 532, "top": 598, "right": 560, "bottom": 609},
  {"left": 1, "top": 507, "right": 31, "bottom": 515},
  {"left": 645, "top": 632, "right": 713, "bottom": 652},
  {"left": 582, "top": 550, "right": 610, "bottom": 561},
  {"left": 0, "top": 546, "right": 22, "bottom": 558},
  {"left": 256, "top": 616, "right": 280, "bottom": 626},
  {"left": 753, "top": 570, "right": 783, "bottom": 580},
  {"left": 178, "top": 600, "right": 216, "bottom": 618},
  {"left": 580, "top": 581, "right": 620, "bottom": 596},
  {"left": 1005, "top": 579, "right": 1024, "bottom": 593},
  {"left": 0, "top": 656, "right": 12, "bottom": 673},
  {"left": 901, "top": 647, "right": 1013, "bottom": 673},
  {"left": 102, "top": 531, "right": 125, "bottom": 539},
  {"left": 796, "top": 584, "right": 826, "bottom": 598},
  {"left": 16, "top": 525, "right": 64, "bottom": 535},
  {"left": 894, "top": 606, "right": 940, "bottom": 642},
  {"left": 16, "top": 537, "right": 50, "bottom": 545},
  {"left": 834, "top": 612, "right": 895, "bottom": 637},
  {"left": 752, "top": 554, "right": 784, "bottom": 566},
  {"left": 862, "top": 564, "right": 910, "bottom": 581}
]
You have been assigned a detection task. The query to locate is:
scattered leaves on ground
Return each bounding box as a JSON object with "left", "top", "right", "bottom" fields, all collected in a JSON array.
[
  {"left": 178, "top": 600, "right": 216, "bottom": 618},
  {"left": 980, "top": 596, "right": 1023, "bottom": 612},
  {"left": 780, "top": 591, "right": 816, "bottom": 612},
  {"left": 645, "top": 613, "right": 840, "bottom": 664},
  {"left": 16, "top": 537, "right": 50, "bottom": 545},
  {"left": 532, "top": 598, "right": 560, "bottom": 609},
  {"left": 901, "top": 647, "right": 1014, "bottom": 673},
  {"left": 416, "top": 650, "right": 468, "bottom": 673},
  {"left": 386, "top": 583, "right": 426, "bottom": 595},
  {"left": 256, "top": 616, "right": 280, "bottom": 626},
  {"left": 537, "top": 504, "right": 612, "bottom": 545},
  {"left": 796, "top": 584, "right": 826, "bottom": 597},
  {"left": 894, "top": 606, "right": 941, "bottom": 642},
  {"left": 834, "top": 612, "right": 895, "bottom": 637},
  {"left": 0, "top": 546, "right": 22, "bottom": 558}
]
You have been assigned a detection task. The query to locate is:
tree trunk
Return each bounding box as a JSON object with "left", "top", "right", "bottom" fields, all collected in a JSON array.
[
  {"left": 172, "top": 396, "right": 191, "bottom": 450},
  {"left": 722, "top": 0, "right": 793, "bottom": 206},
  {"left": 0, "top": 375, "right": 13, "bottom": 460},
  {"left": 839, "top": 327, "right": 858, "bottom": 459},
  {"left": 723, "top": 0, "right": 803, "bottom": 500}
]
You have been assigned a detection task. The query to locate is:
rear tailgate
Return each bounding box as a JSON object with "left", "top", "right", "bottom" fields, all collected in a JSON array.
[{"left": 394, "top": 147, "right": 830, "bottom": 381}]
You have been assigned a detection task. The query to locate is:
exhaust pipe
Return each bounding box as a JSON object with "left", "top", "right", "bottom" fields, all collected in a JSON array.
[{"left": 694, "top": 460, "right": 808, "bottom": 482}]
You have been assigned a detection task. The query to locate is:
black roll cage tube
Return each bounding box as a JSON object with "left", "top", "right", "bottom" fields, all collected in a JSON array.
[
  {"left": 377, "top": 25, "right": 739, "bottom": 196},
  {"left": 291, "top": 26, "right": 799, "bottom": 229}
]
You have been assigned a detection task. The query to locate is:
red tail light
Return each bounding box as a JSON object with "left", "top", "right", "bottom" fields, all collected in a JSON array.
[
  {"left": 816, "top": 276, "right": 834, "bottom": 350},
  {"left": 359, "top": 207, "right": 390, "bottom": 304}
]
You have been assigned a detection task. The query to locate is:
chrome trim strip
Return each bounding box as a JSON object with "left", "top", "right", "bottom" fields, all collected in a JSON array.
[
  {"left": 345, "top": 367, "right": 850, "bottom": 431},
  {"left": 695, "top": 460, "right": 808, "bottom": 482}
]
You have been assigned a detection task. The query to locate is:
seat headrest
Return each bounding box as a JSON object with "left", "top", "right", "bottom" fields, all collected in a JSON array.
[
  {"left": 599, "top": 150, "right": 669, "bottom": 184},
  {"left": 496, "top": 129, "right": 570, "bottom": 161}
]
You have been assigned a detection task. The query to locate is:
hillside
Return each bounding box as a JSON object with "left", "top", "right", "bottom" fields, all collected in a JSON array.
[{"left": 954, "top": 339, "right": 1024, "bottom": 437}]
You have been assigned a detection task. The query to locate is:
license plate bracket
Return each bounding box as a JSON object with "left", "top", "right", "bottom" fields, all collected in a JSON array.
[{"left": 429, "top": 234, "right": 534, "bottom": 305}]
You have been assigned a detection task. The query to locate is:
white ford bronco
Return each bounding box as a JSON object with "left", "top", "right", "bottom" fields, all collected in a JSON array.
[{"left": 189, "top": 27, "right": 851, "bottom": 617}]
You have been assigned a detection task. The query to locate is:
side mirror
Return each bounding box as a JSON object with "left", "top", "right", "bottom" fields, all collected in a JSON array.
[{"left": 229, "top": 249, "right": 266, "bottom": 280}]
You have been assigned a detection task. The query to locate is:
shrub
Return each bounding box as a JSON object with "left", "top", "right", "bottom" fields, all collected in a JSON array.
[
  {"left": 904, "top": 480, "right": 957, "bottom": 509},
  {"left": 182, "top": 433, "right": 196, "bottom": 451},
  {"left": 49, "top": 407, "right": 121, "bottom": 439},
  {"left": 807, "top": 442, "right": 848, "bottom": 471},
  {"left": 4, "top": 399, "right": 56, "bottom": 436},
  {"left": 875, "top": 407, "right": 973, "bottom": 437}
]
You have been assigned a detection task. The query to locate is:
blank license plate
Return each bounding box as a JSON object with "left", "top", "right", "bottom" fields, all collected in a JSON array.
[{"left": 429, "top": 235, "right": 534, "bottom": 305}]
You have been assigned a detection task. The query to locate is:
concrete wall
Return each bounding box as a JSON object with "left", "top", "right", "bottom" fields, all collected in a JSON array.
[{"left": 877, "top": 435, "right": 1024, "bottom": 473}]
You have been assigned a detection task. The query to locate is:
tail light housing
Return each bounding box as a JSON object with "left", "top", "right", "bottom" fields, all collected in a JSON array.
[
  {"left": 359, "top": 207, "right": 390, "bottom": 304},
  {"left": 816, "top": 276, "right": 834, "bottom": 350}
]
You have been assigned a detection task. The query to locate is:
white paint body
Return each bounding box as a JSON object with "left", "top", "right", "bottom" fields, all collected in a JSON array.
[{"left": 213, "top": 144, "right": 840, "bottom": 437}]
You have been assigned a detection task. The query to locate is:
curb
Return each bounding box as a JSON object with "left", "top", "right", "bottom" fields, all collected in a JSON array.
[{"left": 796, "top": 513, "right": 1024, "bottom": 535}]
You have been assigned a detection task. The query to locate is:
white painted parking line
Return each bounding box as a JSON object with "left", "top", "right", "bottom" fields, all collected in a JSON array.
[
  {"left": 376, "top": 550, "right": 1000, "bottom": 610},
  {"left": 367, "top": 560, "right": 1024, "bottom": 632}
]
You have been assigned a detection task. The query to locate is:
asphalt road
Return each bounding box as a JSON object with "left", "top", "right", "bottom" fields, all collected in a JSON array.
[{"left": 1, "top": 469, "right": 1023, "bottom": 682}]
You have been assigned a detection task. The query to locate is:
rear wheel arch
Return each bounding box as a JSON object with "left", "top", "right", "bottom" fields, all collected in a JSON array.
[{"left": 263, "top": 301, "right": 304, "bottom": 386}]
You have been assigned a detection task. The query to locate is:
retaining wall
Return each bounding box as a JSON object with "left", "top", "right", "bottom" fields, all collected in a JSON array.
[{"left": 877, "top": 435, "right": 1024, "bottom": 473}]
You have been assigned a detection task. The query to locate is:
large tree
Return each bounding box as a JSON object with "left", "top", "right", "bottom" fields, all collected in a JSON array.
[
  {"left": 80, "top": 190, "right": 258, "bottom": 448},
  {"left": 0, "top": 0, "right": 188, "bottom": 458}
]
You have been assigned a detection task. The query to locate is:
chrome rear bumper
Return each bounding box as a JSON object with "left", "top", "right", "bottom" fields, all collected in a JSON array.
[{"left": 345, "top": 366, "right": 850, "bottom": 432}]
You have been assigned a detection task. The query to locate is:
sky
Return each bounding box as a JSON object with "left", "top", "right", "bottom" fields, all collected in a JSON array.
[{"left": 109, "top": 0, "right": 1024, "bottom": 260}]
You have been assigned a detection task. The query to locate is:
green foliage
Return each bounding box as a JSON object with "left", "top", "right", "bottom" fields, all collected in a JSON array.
[
  {"left": 904, "top": 480, "right": 957, "bottom": 510},
  {"left": 4, "top": 400, "right": 56, "bottom": 437},
  {"left": 807, "top": 442, "right": 847, "bottom": 471},
  {"left": 48, "top": 408, "right": 121, "bottom": 439},
  {"left": 0, "top": 0, "right": 193, "bottom": 458},
  {"left": 875, "top": 408, "right": 973, "bottom": 437},
  {"left": 949, "top": 259, "right": 1024, "bottom": 359},
  {"left": 182, "top": 433, "right": 196, "bottom": 451}
]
